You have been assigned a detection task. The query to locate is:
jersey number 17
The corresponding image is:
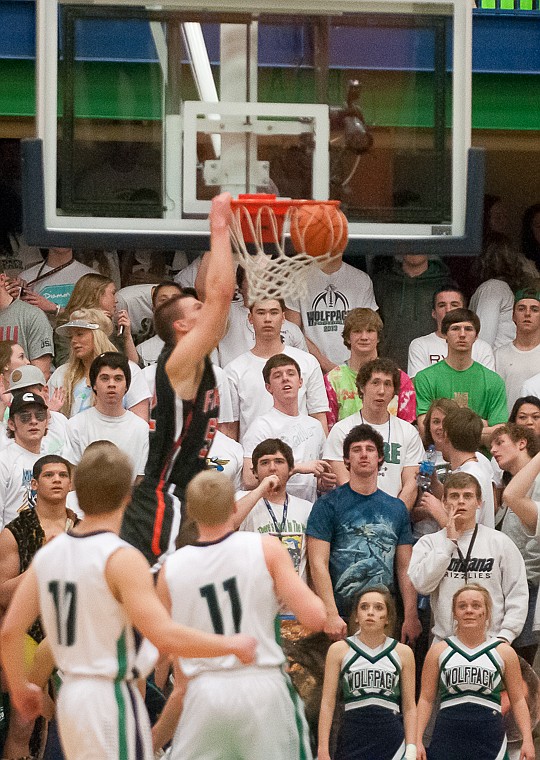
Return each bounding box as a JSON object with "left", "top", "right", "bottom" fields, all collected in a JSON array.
[{"left": 48, "top": 580, "right": 77, "bottom": 646}]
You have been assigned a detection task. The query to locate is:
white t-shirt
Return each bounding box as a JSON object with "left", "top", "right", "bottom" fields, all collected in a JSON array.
[
  {"left": 407, "top": 331, "right": 495, "bottom": 377},
  {"left": 491, "top": 455, "right": 504, "bottom": 490},
  {"left": 21, "top": 259, "right": 95, "bottom": 309},
  {"left": 142, "top": 362, "right": 233, "bottom": 424},
  {"left": 206, "top": 430, "right": 243, "bottom": 490},
  {"left": 48, "top": 360, "right": 151, "bottom": 418},
  {"left": 285, "top": 262, "right": 377, "bottom": 365},
  {"left": 116, "top": 284, "right": 156, "bottom": 342},
  {"left": 63, "top": 407, "right": 149, "bottom": 478},
  {"left": 470, "top": 279, "right": 516, "bottom": 349},
  {"left": 0, "top": 443, "right": 42, "bottom": 528},
  {"left": 323, "top": 411, "right": 425, "bottom": 498},
  {"left": 521, "top": 372, "right": 540, "bottom": 400},
  {"left": 41, "top": 410, "right": 69, "bottom": 455},
  {"left": 216, "top": 300, "right": 308, "bottom": 368},
  {"left": 242, "top": 408, "right": 325, "bottom": 502},
  {"left": 495, "top": 341, "right": 540, "bottom": 412},
  {"left": 225, "top": 346, "right": 329, "bottom": 442},
  {"left": 137, "top": 335, "right": 164, "bottom": 367},
  {"left": 173, "top": 256, "right": 201, "bottom": 289},
  {"left": 500, "top": 476, "right": 540, "bottom": 586},
  {"left": 236, "top": 491, "right": 312, "bottom": 581},
  {"left": 453, "top": 455, "right": 495, "bottom": 529},
  {"left": 0, "top": 409, "right": 67, "bottom": 456}
]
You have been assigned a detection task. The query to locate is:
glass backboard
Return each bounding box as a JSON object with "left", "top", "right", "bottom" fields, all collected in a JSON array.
[{"left": 23, "top": 0, "right": 482, "bottom": 254}]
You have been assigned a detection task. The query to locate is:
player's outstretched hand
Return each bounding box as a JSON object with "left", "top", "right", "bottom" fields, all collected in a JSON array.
[
  {"left": 13, "top": 682, "right": 44, "bottom": 722},
  {"left": 209, "top": 192, "right": 232, "bottom": 231},
  {"left": 230, "top": 634, "right": 257, "bottom": 665}
]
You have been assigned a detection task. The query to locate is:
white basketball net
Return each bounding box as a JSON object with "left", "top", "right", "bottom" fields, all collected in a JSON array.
[{"left": 229, "top": 203, "right": 336, "bottom": 304}]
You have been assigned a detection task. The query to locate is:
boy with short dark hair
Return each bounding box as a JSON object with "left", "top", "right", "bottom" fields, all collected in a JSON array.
[
  {"left": 414, "top": 308, "right": 508, "bottom": 445},
  {"left": 235, "top": 438, "right": 314, "bottom": 581},
  {"left": 324, "top": 358, "right": 424, "bottom": 507}
]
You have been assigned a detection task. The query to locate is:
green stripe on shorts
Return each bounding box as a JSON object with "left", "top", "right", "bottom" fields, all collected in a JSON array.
[
  {"left": 284, "top": 671, "right": 310, "bottom": 760},
  {"left": 115, "top": 631, "right": 128, "bottom": 760}
]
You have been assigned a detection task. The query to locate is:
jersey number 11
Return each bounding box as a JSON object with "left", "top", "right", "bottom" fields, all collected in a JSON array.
[{"left": 200, "top": 577, "right": 242, "bottom": 634}]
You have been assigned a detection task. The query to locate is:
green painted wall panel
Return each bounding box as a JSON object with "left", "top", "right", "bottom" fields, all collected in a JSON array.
[
  {"left": 472, "top": 73, "right": 540, "bottom": 129},
  {"left": 0, "top": 59, "right": 538, "bottom": 131}
]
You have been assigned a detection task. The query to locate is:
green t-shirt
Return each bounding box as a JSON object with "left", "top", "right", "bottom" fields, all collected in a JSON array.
[{"left": 414, "top": 360, "right": 508, "bottom": 424}]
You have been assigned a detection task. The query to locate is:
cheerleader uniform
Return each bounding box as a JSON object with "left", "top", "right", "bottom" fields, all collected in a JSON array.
[
  {"left": 335, "top": 635, "right": 406, "bottom": 760},
  {"left": 428, "top": 636, "right": 508, "bottom": 760}
]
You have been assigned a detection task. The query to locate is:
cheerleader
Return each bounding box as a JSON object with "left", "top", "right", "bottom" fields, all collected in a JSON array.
[
  {"left": 318, "top": 586, "right": 417, "bottom": 760},
  {"left": 416, "top": 584, "right": 535, "bottom": 760}
]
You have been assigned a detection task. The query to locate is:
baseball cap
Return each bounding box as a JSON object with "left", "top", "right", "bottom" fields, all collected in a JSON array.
[
  {"left": 9, "top": 391, "right": 48, "bottom": 418},
  {"left": 55, "top": 308, "right": 113, "bottom": 338},
  {"left": 8, "top": 365, "right": 46, "bottom": 392},
  {"left": 55, "top": 319, "right": 101, "bottom": 337}
]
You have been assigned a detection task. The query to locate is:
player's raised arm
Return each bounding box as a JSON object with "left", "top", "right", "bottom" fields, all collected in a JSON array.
[
  {"left": 165, "top": 192, "right": 236, "bottom": 397},
  {"left": 106, "top": 546, "right": 256, "bottom": 663},
  {"left": 261, "top": 534, "right": 326, "bottom": 631}
]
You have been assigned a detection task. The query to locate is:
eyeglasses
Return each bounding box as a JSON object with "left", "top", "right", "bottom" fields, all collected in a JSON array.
[{"left": 17, "top": 409, "right": 47, "bottom": 423}]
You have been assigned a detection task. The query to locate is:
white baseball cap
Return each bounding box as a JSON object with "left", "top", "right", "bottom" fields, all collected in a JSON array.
[
  {"left": 8, "top": 365, "right": 47, "bottom": 392},
  {"left": 55, "top": 319, "right": 101, "bottom": 337}
]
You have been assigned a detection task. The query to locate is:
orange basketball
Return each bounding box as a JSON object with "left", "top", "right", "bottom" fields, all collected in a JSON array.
[{"left": 290, "top": 204, "right": 348, "bottom": 258}]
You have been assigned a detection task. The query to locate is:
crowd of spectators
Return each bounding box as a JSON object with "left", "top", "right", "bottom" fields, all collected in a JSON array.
[{"left": 1, "top": 196, "right": 540, "bottom": 758}]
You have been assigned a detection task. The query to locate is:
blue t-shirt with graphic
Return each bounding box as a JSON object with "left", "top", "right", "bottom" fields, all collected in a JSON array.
[{"left": 306, "top": 484, "right": 413, "bottom": 617}]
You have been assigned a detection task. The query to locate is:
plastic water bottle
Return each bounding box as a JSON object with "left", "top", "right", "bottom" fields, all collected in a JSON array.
[{"left": 417, "top": 444, "right": 437, "bottom": 493}]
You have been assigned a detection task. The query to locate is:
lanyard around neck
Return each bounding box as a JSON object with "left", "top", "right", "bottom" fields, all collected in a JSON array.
[
  {"left": 26, "top": 257, "right": 74, "bottom": 288},
  {"left": 263, "top": 494, "right": 289, "bottom": 536},
  {"left": 455, "top": 524, "right": 479, "bottom": 585}
]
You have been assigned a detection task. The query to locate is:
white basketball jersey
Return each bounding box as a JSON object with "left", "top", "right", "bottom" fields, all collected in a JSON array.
[
  {"left": 164, "top": 531, "right": 285, "bottom": 677},
  {"left": 33, "top": 531, "right": 142, "bottom": 679}
]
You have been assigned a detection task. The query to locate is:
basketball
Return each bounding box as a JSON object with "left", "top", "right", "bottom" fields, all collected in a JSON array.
[{"left": 290, "top": 203, "right": 348, "bottom": 258}]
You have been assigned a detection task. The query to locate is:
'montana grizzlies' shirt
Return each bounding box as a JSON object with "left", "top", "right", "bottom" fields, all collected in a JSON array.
[{"left": 408, "top": 525, "right": 528, "bottom": 643}]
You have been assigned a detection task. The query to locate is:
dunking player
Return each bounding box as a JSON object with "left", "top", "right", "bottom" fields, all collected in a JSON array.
[
  {"left": 0, "top": 443, "right": 256, "bottom": 760},
  {"left": 157, "top": 470, "right": 327, "bottom": 760},
  {"left": 121, "top": 193, "right": 236, "bottom": 564}
]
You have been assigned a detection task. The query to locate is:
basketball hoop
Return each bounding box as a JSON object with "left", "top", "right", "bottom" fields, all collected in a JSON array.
[{"left": 229, "top": 194, "right": 346, "bottom": 304}]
